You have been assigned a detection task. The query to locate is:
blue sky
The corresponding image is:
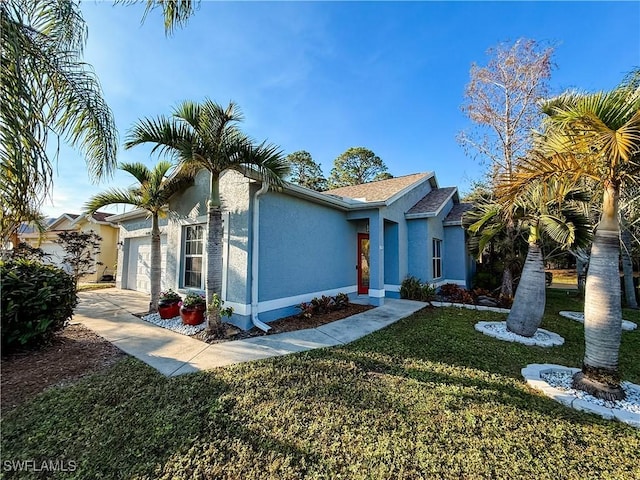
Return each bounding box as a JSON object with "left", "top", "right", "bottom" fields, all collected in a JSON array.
[{"left": 42, "top": 0, "right": 640, "bottom": 218}]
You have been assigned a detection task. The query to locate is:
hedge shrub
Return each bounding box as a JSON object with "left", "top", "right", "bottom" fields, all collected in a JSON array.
[
  {"left": 400, "top": 276, "right": 436, "bottom": 302},
  {"left": 1, "top": 259, "right": 77, "bottom": 351}
]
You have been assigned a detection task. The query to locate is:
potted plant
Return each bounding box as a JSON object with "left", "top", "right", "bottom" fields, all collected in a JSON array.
[
  {"left": 180, "top": 292, "right": 206, "bottom": 325},
  {"left": 158, "top": 289, "right": 182, "bottom": 319}
]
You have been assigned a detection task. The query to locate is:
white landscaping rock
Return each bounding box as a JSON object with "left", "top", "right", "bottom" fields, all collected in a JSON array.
[
  {"left": 474, "top": 321, "right": 564, "bottom": 347},
  {"left": 559, "top": 311, "right": 637, "bottom": 331},
  {"left": 141, "top": 312, "right": 206, "bottom": 336},
  {"left": 432, "top": 302, "right": 511, "bottom": 314},
  {"left": 522, "top": 364, "right": 640, "bottom": 428}
]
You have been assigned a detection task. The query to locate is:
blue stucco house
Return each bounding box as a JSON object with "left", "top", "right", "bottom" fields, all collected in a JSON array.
[{"left": 110, "top": 170, "right": 475, "bottom": 330}]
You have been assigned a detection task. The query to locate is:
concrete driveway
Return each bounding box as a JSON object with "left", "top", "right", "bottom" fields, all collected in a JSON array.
[{"left": 74, "top": 288, "right": 427, "bottom": 377}]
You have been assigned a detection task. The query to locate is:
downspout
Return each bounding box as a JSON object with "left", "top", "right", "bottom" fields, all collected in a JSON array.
[{"left": 251, "top": 181, "right": 271, "bottom": 331}]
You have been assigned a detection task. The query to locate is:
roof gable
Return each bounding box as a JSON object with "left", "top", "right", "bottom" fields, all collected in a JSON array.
[
  {"left": 48, "top": 213, "right": 79, "bottom": 231},
  {"left": 406, "top": 187, "right": 457, "bottom": 218},
  {"left": 444, "top": 203, "right": 475, "bottom": 225},
  {"left": 322, "top": 173, "right": 431, "bottom": 203},
  {"left": 71, "top": 211, "right": 116, "bottom": 227}
]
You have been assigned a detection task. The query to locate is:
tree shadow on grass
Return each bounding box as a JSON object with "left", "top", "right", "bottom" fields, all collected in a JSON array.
[
  {"left": 312, "top": 301, "right": 639, "bottom": 431},
  {"left": 1, "top": 357, "right": 329, "bottom": 480}
]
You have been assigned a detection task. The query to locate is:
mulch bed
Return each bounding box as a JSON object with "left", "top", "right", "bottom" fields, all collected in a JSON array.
[
  {"left": 1, "top": 304, "right": 374, "bottom": 411},
  {"left": 1, "top": 324, "right": 125, "bottom": 412},
  {"left": 194, "top": 303, "right": 374, "bottom": 343}
]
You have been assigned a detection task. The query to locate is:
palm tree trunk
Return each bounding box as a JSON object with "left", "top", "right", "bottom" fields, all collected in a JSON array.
[
  {"left": 621, "top": 227, "right": 638, "bottom": 309},
  {"left": 500, "top": 267, "right": 514, "bottom": 299},
  {"left": 500, "top": 220, "right": 517, "bottom": 299},
  {"left": 573, "top": 184, "right": 625, "bottom": 400},
  {"left": 506, "top": 240, "right": 545, "bottom": 337},
  {"left": 149, "top": 212, "right": 161, "bottom": 313},
  {"left": 576, "top": 255, "right": 587, "bottom": 297},
  {"left": 205, "top": 173, "right": 224, "bottom": 336}
]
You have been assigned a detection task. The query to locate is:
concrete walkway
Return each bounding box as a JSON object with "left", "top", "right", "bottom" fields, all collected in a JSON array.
[{"left": 74, "top": 289, "right": 427, "bottom": 377}]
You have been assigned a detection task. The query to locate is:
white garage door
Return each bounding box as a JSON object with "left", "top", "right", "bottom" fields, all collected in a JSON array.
[
  {"left": 40, "top": 242, "right": 70, "bottom": 272},
  {"left": 126, "top": 236, "right": 167, "bottom": 293}
]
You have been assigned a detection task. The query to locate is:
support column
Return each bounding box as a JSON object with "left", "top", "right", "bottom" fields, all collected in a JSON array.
[{"left": 368, "top": 212, "right": 385, "bottom": 306}]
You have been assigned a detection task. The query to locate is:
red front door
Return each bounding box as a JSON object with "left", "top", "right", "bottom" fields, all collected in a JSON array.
[{"left": 357, "top": 233, "right": 370, "bottom": 295}]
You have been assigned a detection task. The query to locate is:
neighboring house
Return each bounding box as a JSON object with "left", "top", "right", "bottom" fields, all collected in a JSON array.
[
  {"left": 18, "top": 212, "right": 119, "bottom": 282},
  {"left": 19, "top": 214, "right": 79, "bottom": 269},
  {"left": 109, "top": 170, "right": 475, "bottom": 331}
]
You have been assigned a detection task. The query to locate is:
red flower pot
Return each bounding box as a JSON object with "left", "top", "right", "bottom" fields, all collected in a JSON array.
[
  {"left": 180, "top": 305, "right": 205, "bottom": 325},
  {"left": 158, "top": 301, "right": 181, "bottom": 319}
]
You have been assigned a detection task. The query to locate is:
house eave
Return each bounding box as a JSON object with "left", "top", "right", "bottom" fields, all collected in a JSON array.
[
  {"left": 405, "top": 212, "right": 436, "bottom": 220},
  {"left": 70, "top": 214, "right": 117, "bottom": 227},
  {"left": 106, "top": 208, "right": 148, "bottom": 223}
]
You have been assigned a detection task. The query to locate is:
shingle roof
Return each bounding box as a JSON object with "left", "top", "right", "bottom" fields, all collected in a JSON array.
[
  {"left": 444, "top": 203, "right": 475, "bottom": 224},
  {"left": 91, "top": 211, "right": 114, "bottom": 222},
  {"left": 406, "top": 187, "right": 457, "bottom": 215},
  {"left": 322, "top": 173, "right": 430, "bottom": 202},
  {"left": 18, "top": 223, "right": 39, "bottom": 234}
]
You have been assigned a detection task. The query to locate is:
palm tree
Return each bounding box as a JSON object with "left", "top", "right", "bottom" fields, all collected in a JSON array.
[
  {"left": 510, "top": 70, "right": 640, "bottom": 400},
  {"left": 1, "top": 0, "right": 118, "bottom": 245},
  {"left": 500, "top": 178, "right": 592, "bottom": 337},
  {"left": 84, "top": 161, "right": 194, "bottom": 313},
  {"left": 124, "top": 100, "right": 288, "bottom": 335},
  {"left": 464, "top": 197, "right": 527, "bottom": 299}
]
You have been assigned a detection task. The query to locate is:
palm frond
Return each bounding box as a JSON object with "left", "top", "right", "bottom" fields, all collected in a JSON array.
[
  {"left": 540, "top": 69, "right": 640, "bottom": 181},
  {"left": 1, "top": 0, "right": 118, "bottom": 237},
  {"left": 142, "top": 0, "right": 198, "bottom": 36},
  {"left": 233, "top": 140, "right": 289, "bottom": 188},
  {"left": 124, "top": 115, "right": 192, "bottom": 159},
  {"left": 85, "top": 159, "right": 194, "bottom": 216},
  {"left": 119, "top": 162, "right": 152, "bottom": 185},
  {"left": 157, "top": 167, "right": 195, "bottom": 204},
  {"left": 84, "top": 188, "right": 141, "bottom": 214}
]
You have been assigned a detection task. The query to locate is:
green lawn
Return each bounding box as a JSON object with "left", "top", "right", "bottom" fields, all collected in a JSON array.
[{"left": 2, "top": 290, "right": 639, "bottom": 479}]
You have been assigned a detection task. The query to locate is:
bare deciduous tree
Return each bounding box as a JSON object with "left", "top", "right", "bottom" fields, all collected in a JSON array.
[{"left": 459, "top": 38, "right": 554, "bottom": 298}]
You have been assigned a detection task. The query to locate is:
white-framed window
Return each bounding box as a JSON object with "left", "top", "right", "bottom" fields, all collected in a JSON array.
[
  {"left": 432, "top": 238, "right": 442, "bottom": 279},
  {"left": 182, "top": 224, "right": 204, "bottom": 289}
]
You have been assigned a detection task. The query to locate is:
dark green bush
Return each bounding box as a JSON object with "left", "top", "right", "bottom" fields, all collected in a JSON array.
[
  {"left": 1, "top": 259, "right": 77, "bottom": 351},
  {"left": 400, "top": 276, "right": 436, "bottom": 302},
  {"left": 472, "top": 271, "right": 501, "bottom": 291}
]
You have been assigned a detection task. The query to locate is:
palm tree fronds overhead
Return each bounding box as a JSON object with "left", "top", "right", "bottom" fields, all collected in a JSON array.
[{"left": 1, "top": 0, "right": 118, "bottom": 243}]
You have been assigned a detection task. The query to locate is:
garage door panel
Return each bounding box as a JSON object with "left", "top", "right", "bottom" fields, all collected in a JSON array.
[
  {"left": 126, "top": 236, "right": 167, "bottom": 293},
  {"left": 39, "top": 243, "right": 69, "bottom": 271}
]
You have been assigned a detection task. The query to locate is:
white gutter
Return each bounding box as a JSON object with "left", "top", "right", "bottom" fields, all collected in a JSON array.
[{"left": 250, "top": 181, "right": 271, "bottom": 332}]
